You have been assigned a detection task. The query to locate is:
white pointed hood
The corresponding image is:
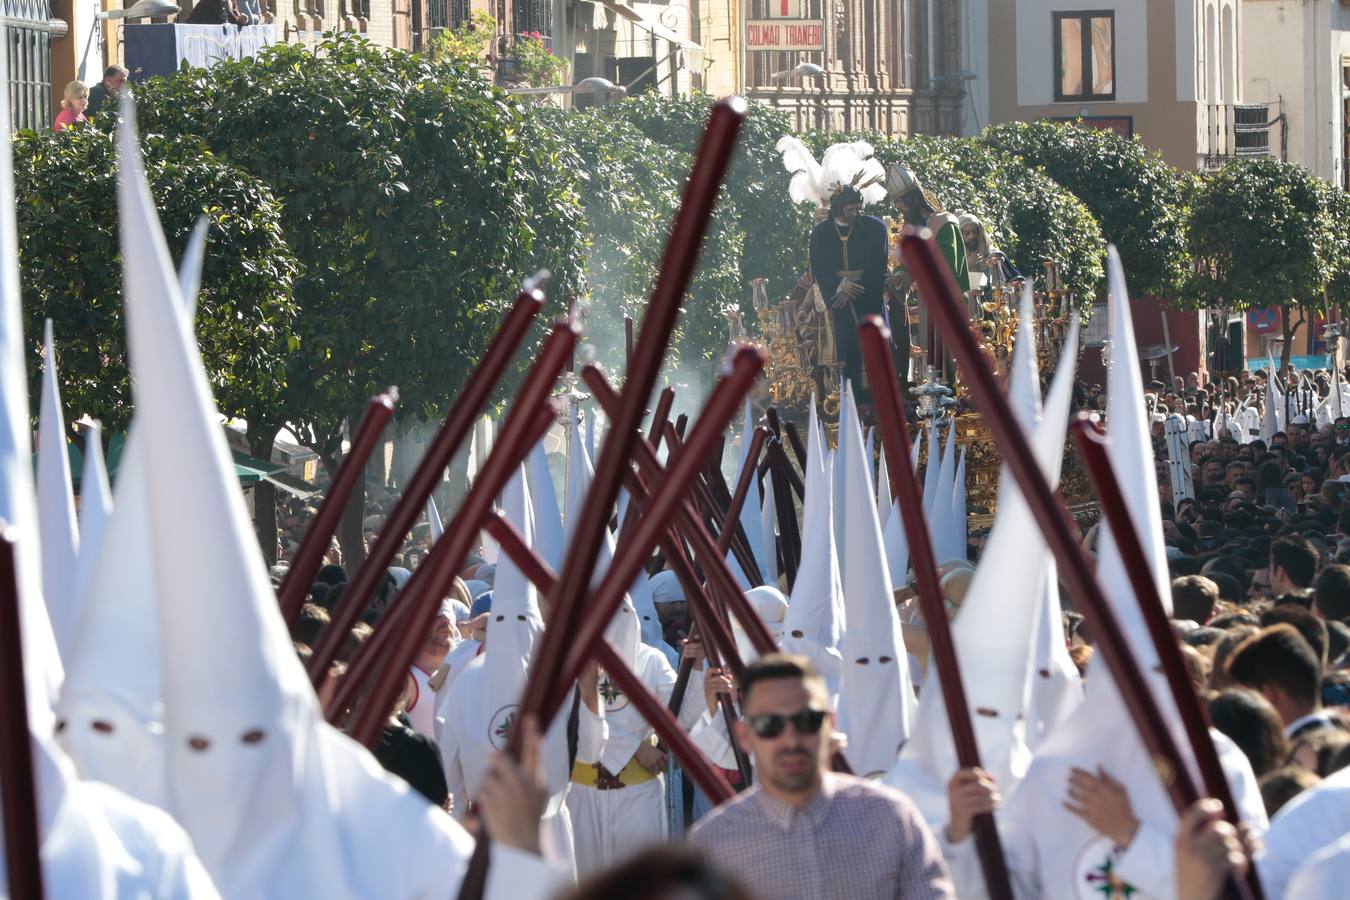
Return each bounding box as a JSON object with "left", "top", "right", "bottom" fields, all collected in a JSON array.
[
  {"left": 563, "top": 423, "right": 642, "bottom": 670},
  {"left": 881, "top": 437, "right": 921, "bottom": 586},
  {"left": 999, "top": 249, "right": 1202, "bottom": 900},
  {"left": 887, "top": 315, "right": 1081, "bottom": 827},
  {"left": 836, "top": 383, "right": 914, "bottom": 776},
  {"left": 759, "top": 473, "right": 780, "bottom": 588},
  {"left": 949, "top": 447, "right": 967, "bottom": 563},
  {"left": 781, "top": 402, "right": 844, "bottom": 695},
  {"left": 36, "top": 319, "right": 80, "bottom": 659},
  {"left": 526, "top": 440, "right": 565, "bottom": 572},
  {"left": 59, "top": 228, "right": 211, "bottom": 807},
  {"left": 426, "top": 494, "right": 444, "bottom": 541},
  {"left": 117, "top": 95, "right": 480, "bottom": 897},
  {"left": 734, "top": 400, "right": 771, "bottom": 579},
  {"left": 70, "top": 420, "right": 112, "bottom": 633},
  {"left": 928, "top": 422, "right": 957, "bottom": 565},
  {"left": 482, "top": 465, "right": 546, "bottom": 756},
  {"left": 57, "top": 429, "right": 168, "bottom": 807}
]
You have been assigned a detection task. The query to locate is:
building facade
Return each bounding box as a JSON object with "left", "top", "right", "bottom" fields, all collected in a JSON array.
[
  {"left": 972, "top": 0, "right": 1257, "bottom": 171},
  {"left": 740, "top": 0, "right": 966, "bottom": 136},
  {"left": 1243, "top": 0, "right": 1350, "bottom": 189}
]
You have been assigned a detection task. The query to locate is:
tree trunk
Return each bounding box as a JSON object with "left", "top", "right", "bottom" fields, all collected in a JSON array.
[
  {"left": 330, "top": 408, "right": 371, "bottom": 574},
  {"left": 251, "top": 429, "right": 279, "bottom": 567},
  {"left": 1279, "top": 307, "right": 1295, "bottom": 374}
]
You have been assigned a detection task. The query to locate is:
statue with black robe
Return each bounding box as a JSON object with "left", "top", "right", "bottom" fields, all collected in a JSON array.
[{"left": 808, "top": 185, "right": 891, "bottom": 395}]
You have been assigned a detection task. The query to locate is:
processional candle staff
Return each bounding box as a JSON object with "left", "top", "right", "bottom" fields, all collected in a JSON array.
[
  {"left": 1071, "top": 417, "right": 1264, "bottom": 900},
  {"left": 859, "top": 319, "right": 1014, "bottom": 900},
  {"left": 903, "top": 229, "right": 1253, "bottom": 900},
  {"left": 330, "top": 321, "right": 578, "bottom": 731},
  {"left": 306, "top": 283, "right": 547, "bottom": 688},
  {"left": 278, "top": 390, "right": 397, "bottom": 626}
]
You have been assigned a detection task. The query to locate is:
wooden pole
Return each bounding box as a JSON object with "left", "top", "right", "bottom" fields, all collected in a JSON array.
[
  {"left": 858, "top": 321, "right": 1013, "bottom": 900},
  {"left": 334, "top": 321, "right": 577, "bottom": 735},
  {"left": 307, "top": 284, "right": 546, "bottom": 686},
  {"left": 899, "top": 230, "right": 1249, "bottom": 900},
  {"left": 279, "top": 391, "right": 397, "bottom": 626},
  {"left": 0, "top": 525, "right": 45, "bottom": 900},
  {"left": 542, "top": 349, "right": 764, "bottom": 723},
  {"left": 517, "top": 99, "right": 748, "bottom": 750},
  {"left": 583, "top": 369, "right": 778, "bottom": 658},
  {"left": 718, "top": 426, "right": 770, "bottom": 555},
  {"left": 1070, "top": 416, "right": 1264, "bottom": 900}
]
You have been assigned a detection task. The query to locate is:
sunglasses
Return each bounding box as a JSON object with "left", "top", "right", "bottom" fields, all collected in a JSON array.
[{"left": 745, "top": 708, "right": 827, "bottom": 739}]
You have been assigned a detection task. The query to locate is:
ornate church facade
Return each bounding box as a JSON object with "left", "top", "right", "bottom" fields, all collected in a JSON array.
[{"left": 732, "top": 0, "right": 967, "bottom": 136}]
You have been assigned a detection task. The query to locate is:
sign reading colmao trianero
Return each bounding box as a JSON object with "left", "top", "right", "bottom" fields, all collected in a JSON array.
[{"left": 746, "top": 19, "right": 825, "bottom": 52}]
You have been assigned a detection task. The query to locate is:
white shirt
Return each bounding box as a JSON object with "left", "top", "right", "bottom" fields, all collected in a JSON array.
[
  {"left": 407, "top": 665, "right": 437, "bottom": 738},
  {"left": 1258, "top": 764, "right": 1350, "bottom": 899},
  {"left": 1283, "top": 710, "right": 1334, "bottom": 739}
]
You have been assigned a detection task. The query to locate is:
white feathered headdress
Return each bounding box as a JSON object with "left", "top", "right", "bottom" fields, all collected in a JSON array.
[{"left": 776, "top": 136, "right": 888, "bottom": 209}]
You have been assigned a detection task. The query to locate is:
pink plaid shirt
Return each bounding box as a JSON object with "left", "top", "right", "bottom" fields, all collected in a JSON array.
[{"left": 689, "top": 772, "right": 954, "bottom": 899}]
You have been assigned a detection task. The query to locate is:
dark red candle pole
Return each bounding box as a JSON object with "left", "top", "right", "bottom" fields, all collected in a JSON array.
[
  {"left": 859, "top": 319, "right": 1013, "bottom": 900},
  {"left": 648, "top": 387, "right": 676, "bottom": 449},
  {"left": 336, "top": 321, "right": 577, "bottom": 736},
  {"left": 583, "top": 369, "right": 777, "bottom": 658},
  {"left": 308, "top": 284, "right": 546, "bottom": 687},
  {"left": 0, "top": 525, "right": 45, "bottom": 900},
  {"left": 1070, "top": 417, "right": 1264, "bottom": 900},
  {"left": 487, "top": 515, "right": 748, "bottom": 793},
  {"left": 544, "top": 348, "right": 764, "bottom": 723},
  {"left": 718, "top": 426, "right": 770, "bottom": 555},
  {"left": 518, "top": 99, "right": 748, "bottom": 747},
  {"left": 783, "top": 420, "right": 808, "bottom": 469},
  {"left": 280, "top": 391, "right": 397, "bottom": 626},
  {"left": 900, "top": 231, "right": 1248, "bottom": 900}
]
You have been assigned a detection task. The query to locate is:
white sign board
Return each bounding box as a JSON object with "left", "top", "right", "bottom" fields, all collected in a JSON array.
[
  {"left": 766, "top": 0, "right": 803, "bottom": 17},
  {"left": 746, "top": 19, "right": 825, "bottom": 52}
]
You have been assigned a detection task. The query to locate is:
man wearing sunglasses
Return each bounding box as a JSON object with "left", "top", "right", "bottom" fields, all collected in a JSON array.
[{"left": 689, "top": 654, "right": 953, "bottom": 898}]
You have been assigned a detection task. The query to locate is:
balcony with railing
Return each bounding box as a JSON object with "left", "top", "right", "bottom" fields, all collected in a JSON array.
[{"left": 1203, "top": 101, "right": 1285, "bottom": 169}]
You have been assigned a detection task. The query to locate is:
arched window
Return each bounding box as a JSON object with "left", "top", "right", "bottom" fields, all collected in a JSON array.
[
  {"left": 1204, "top": 2, "right": 1217, "bottom": 103},
  {"left": 1221, "top": 3, "right": 1235, "bottom": 103}
]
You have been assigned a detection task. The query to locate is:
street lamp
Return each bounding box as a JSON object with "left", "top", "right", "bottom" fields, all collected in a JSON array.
[
  {"left": 769, "top": 62, "right": 826, "bottom": 132},
  {"left": 769, "top": 62, "right": 824, "bottom": 84},
  {"left": 507, "top": 77, "right": 627, "bottom": 102},
  {"left": 96, "top": 0, "right": 182, "bottom": 20}
]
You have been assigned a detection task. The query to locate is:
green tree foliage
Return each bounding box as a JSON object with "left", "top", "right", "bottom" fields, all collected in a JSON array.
[
  {"left": 11, "top": 125, "right": 297, "bottom": 435},
  {"left": 606, "top": 93, "right": 813, "bottom": 309},
  {"left": 1185, "top": 158, "right": 1335, "bottom": 311},
  {"left": 534, "top": 105, "right": 743, "bottom": 368},
  {"left": 982, "top": 120, "right": 1190, "bottom": 297},
  {"left": 1185, "top": 158, "right": 1348, "bottom": 368},
  {"left": 130, "top": 34, "right": 586, "bottom": 458}
]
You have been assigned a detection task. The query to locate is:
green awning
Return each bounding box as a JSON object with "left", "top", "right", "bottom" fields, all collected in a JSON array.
[{"left": 38, "top": 435, "right": 315, "bottom": 495}]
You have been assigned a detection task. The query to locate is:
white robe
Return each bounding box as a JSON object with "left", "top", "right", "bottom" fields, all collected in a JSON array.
[
  {"left": 407, "top": 665, "right": 437, "bottom": 738},
  {"left": 434, "top": 654, "right": 584, "bottom": 876},
  {"left": 1285, "top": 830, "right": 1350, "bottom": 899},
  {"left": 942, "top": 729, "right": 1266, "bottom": 900},
  {"left": 566, "top": 643, "right": 709, "bottom": 874},
  {"left": 1257, "top": 763, "right": 1350, "bottom": 899}
]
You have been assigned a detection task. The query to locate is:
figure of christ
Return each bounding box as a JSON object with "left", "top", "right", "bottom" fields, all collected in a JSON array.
[{"left": 808, "top": 185, "right": 892, "bottom": 401}]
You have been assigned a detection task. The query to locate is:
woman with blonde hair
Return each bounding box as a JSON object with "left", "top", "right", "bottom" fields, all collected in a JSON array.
[{"left": 53, "top": 80, "right": 89, "bottom": 131}]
